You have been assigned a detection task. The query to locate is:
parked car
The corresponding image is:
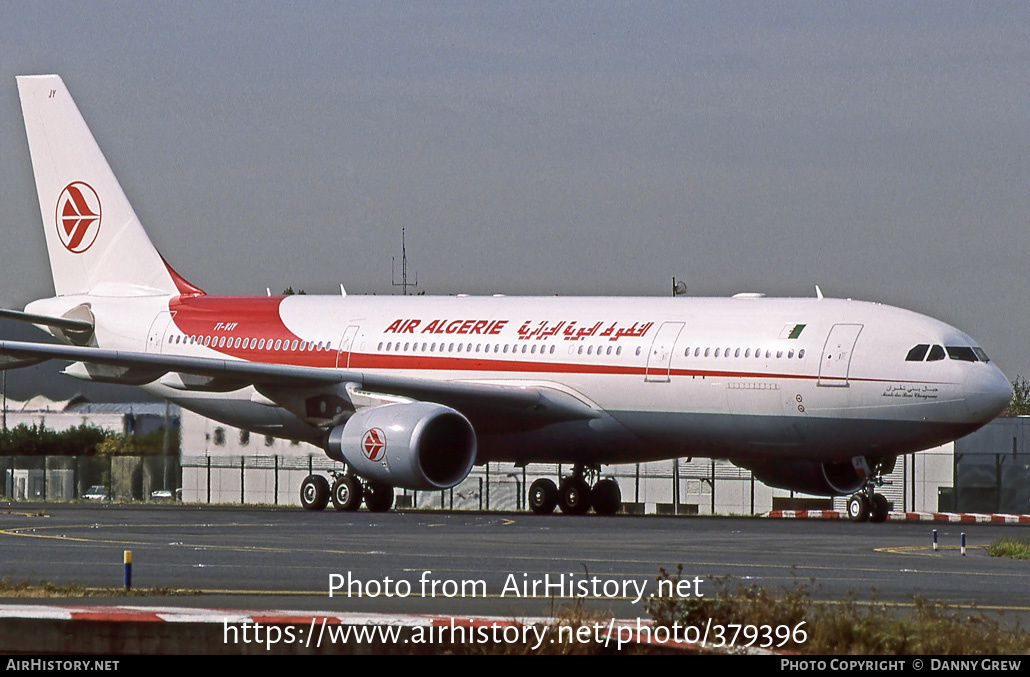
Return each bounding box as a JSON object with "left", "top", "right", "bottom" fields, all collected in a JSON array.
[
  {"left": 83, "top": 485, "right": 109, "bottom": 501},
  {"left": 150, "top": 490, "right": 174, "bottom": 501}
]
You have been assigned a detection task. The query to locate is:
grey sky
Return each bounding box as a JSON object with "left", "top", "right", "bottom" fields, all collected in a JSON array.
[{"left": 0, "top": 2, "right": 1027, "bottom": 381}]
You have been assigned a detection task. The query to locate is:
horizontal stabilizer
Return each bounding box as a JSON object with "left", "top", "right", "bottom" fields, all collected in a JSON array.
[{"left": 0, "top": 308, "right": 94, "bottom": 333}]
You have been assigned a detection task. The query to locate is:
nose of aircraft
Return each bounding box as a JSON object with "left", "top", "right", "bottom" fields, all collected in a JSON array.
[{"left": 964, "top": 364, "right": 1013, "bottom": 422}]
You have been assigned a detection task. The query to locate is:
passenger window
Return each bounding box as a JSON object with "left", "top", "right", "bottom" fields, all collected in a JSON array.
[
  {"left": 906, "top": 344, "right": 930, "bottom": 361},
  {"left": 927, "top": 345, "right": 945, "bottom": 361}
]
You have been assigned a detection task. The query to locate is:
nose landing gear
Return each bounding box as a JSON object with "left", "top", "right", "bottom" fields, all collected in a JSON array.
[{"left": 846, "top": 460, "right": 893, "bottom": 523}]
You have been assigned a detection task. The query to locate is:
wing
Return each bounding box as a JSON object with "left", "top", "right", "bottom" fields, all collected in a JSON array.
[{"left": 0, "top": 340, "right": 598, "bottom": 431}]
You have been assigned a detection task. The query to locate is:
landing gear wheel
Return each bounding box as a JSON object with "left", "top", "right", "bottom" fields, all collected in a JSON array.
[
  {"left": 331, "top": 475, "right": 362, "bottom": 512},
  {"left": 847, "top": 493, "right": 870, "bottom": 523},
  {"left": 869, "top": 494, "right": 890, "bottom": 523},
  {"left": 300, "top": 475, "right": 330, "bottom": 511},
  {"left": 558, "top": 477, "right": 592, "bottom": 515},
  {"left": 591, "top": 478, "right": 622, "bottom": 516},
  {"left": 528, "top": 478, "right": 558, "bottom": 514},
  {"left": 364, "top": 481, "right": 395, "bottom": 512}
]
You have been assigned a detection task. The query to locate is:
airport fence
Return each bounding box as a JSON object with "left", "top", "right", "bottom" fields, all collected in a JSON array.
[
  {"left": 0, "top": 448, "right": 960, "bottom": 515},
  {"left": 179, "top": 454, "right": 834, "bottom": 514},
  {"left": 181, "top": 450, "right": 955, "bottom": 514},
  {"left": 0, "top": 454, "right": 179, "bottom": 502},
  {"left": 953, "top": 453, "right": 1030, "bottom": 514}
]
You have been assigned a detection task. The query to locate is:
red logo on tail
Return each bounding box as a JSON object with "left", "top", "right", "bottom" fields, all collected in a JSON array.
[
  {"left": 55, "top": 182, "right": 102, "bottom": 253},
  {"left": 361, "top": 428, "right": 387, "bottom": 462}
]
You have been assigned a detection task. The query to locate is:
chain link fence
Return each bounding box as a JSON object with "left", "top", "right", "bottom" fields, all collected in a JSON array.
[
  {"left": 1, "top": 455, "right": 179, "bottom": 501},
  {"left": 179, "top": 455, "right": 786, "bottom": 514}
]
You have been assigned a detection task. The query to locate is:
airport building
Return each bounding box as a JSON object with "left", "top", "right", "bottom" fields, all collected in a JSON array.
[{"left": 1, "top": 396, "right": 179, "bottom": 501}]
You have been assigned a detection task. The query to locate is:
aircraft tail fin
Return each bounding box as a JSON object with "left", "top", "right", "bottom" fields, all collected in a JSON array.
[{"left": 17, "top": 75, "right": 202, "bottom": 298}]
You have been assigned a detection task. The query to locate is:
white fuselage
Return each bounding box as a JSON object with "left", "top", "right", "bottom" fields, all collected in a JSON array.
[{"left": 27, "top": 291, "right": 1012, "bottom": 467}]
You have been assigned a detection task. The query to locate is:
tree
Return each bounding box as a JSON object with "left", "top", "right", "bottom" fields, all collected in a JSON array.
[{"left": 1007, "top": 376, "right": 1030, "bottom": 416}]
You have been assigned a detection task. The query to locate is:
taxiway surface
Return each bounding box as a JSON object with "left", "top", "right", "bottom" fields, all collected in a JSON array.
[{"left": 1, "top": 503, "right": 1027, "bottom": 621}]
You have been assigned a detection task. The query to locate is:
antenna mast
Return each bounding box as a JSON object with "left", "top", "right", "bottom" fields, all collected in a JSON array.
[{"left": 392, "top": 227, "right": 419, "bottom": 295}]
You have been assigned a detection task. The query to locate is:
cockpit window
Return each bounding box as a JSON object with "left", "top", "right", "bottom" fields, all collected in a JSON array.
[
  {"left": 946, "top": 346, "right": 978, "bottom": 362},
  {"left": 973, "top": 347, "right": 990, "bottom": 363},
  {"left": 926, "top": 345, "right": 946, "bottom": 361},
  {"left": 906, "top": 344, "right": 929, "bottom": 361}
]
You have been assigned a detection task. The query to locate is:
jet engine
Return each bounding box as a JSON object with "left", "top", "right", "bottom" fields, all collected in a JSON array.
[
  {"left": 325, "top": 402, "right": 476, "bottom": 490},
  {"left": 736, "top": 457, "right": 894, "bottom": 496}
]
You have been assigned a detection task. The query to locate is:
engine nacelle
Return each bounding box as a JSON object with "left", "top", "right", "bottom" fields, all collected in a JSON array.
[
  {"left": 738, "top": 457, "right": 888, "bottom": 496},
  {"left": 325, "top": 402, "right": 476, "bottom": 490}
]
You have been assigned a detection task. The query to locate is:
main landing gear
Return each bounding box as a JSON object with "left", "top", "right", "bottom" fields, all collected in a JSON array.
[
  {"left": 300, "top": 473, "right": 395, "bottom": 512},
  {"left": 846, "top": 460, "right": 893, "bottom": 523},
  {"left": 528, "top": 465, "right": 622, "bottom": 516}
]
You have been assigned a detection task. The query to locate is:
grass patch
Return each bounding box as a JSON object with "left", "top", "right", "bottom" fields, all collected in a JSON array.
[
  {"left": 0, "top": 577, "right": 199, "bottom": 598},
  {"left": 986, "top": 537, "right": 1030, "bottom": 560},
  {"left": 647, "top": 566, "right": 1030, "bottom": 655}
]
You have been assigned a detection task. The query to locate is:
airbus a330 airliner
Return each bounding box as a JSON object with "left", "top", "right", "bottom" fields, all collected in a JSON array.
[{"left": 0, "top": 75, "right": 1013, "bottom": 521}]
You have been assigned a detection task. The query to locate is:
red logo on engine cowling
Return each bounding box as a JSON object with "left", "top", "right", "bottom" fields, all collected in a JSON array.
[
  {"left": 361, "top": 428, "right": 387, "bottom": 462},
  {"left": 55, "top": 182, "right": 102, "bottom": 253}
]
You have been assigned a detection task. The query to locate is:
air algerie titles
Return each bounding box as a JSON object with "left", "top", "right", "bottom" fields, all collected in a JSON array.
[
  {"left": 383, "top": 318, "right": 655, "bottom": 341},
  {"left": 385, "top": 319, "right": 508, "bottom": 336}
]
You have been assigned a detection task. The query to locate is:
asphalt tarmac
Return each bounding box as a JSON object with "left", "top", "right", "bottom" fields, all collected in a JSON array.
[{"left": 1, "top": 502, "right": 1028, "bottom": 623}]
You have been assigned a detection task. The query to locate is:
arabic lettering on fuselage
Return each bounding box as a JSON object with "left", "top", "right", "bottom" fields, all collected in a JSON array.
[{"left": 383, "top": 319, "right": 654, "bottom": 341}]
